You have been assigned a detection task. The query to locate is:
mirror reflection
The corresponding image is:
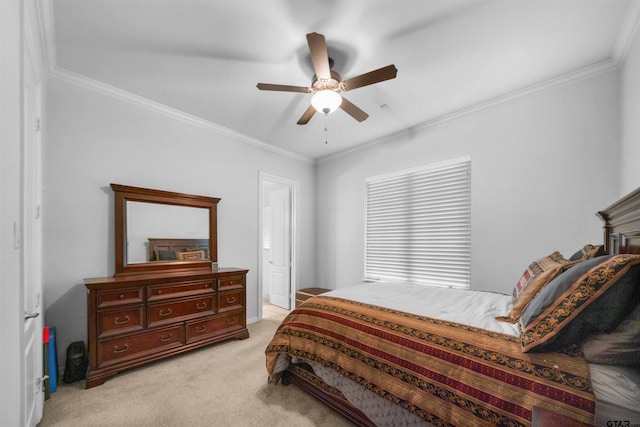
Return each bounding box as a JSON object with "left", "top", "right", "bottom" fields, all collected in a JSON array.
[{"left": 126, "top": 201, "right": 210, "bottom": 264}]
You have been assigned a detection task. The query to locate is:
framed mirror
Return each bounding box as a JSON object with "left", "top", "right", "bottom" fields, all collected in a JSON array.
[{"left": 112, "top": 183, "right": 219, "bottom": 276}]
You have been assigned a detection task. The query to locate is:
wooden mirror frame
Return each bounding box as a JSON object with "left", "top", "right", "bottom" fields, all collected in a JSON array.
[{"left": 112, "top": 183, "right": 219, "bottom": 276}]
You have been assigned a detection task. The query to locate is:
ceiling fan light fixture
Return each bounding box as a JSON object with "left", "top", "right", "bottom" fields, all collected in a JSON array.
[
  {"left": 257, "top": 32, "right": 397, "bottom": 125},
  {"left": 311, "top": 90, "right": 342, "bottom": 115}
]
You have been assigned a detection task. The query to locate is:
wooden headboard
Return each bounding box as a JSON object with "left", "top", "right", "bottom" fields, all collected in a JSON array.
[
  {"left": 148, "top": 238, "right": 209, "bottom": 261},
  {"left": 597, "top": 186, "right": 640, "bottom": 255}
]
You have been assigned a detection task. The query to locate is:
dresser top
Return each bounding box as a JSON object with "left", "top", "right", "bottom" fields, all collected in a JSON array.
[{"left": 85, "top": 267, "right": 248, "bottom": 286}]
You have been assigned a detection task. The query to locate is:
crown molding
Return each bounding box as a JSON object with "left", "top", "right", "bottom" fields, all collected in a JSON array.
[
  {"left": 318, "top": 1, "right": 640, "bottom": 164},
  {"left": 37, "top": 0, "right": 634, "bottom": 166},
  {"left": 612, "top": 0, "right": 640, "bottom": 64},
  {"left": 48, "top": 67, "right": 313, "bottom": 164},
  {"left": 37, "top": 0, "right": 57, "bottom": 74},
  {"left": 318, "top": 59, "right": 619, "bottom": 164},
  {"left": 37, "top": 0, "right": 311, "bottom": 164},
  {"left": 316, "top": 0, "right": 640, "bottom": 164}
]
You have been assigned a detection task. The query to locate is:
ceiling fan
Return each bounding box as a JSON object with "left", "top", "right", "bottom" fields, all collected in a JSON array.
[{"left": 257, "top": 32, "right": 398, "bottom": 125}]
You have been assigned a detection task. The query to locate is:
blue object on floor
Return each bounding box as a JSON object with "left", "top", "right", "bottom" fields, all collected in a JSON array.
[{"left": 48, "top": 327, "right": 58, "bottom": 393}]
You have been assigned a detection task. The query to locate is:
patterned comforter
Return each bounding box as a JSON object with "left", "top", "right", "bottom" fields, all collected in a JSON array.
[{"left": 265, "top": 296, "right": 595, "bottom": 427}]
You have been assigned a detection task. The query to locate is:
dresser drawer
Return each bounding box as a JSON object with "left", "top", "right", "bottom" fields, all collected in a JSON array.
[
  {"left": 218, "top": 289, "right": 244, "bottom": 312},
  {"left": 98, "top": 306, "right": 144, "bottom": 338},
  {"left": 97, "top": 287, "right": 144, "bottom": 308},
  {"left": 218, "top": 276, "right": 244, "bottom": 291},
  {"left": 186, "top": 311, "right": 245, "bottom": 344},
  {"left": 97, "top": 324, "right": 184, "bottom": 368},
  {"left": 147, "top": 279, "right": 215, "bottom": 302},
  {"left": 148, "top": 295, "right": 216, "bottom": 327}
]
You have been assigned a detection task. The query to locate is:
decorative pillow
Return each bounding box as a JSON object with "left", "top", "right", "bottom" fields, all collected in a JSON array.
[
  {"left": 511, "top": 251, "right": 570, "bottom": 303},
  {"left": 520, "top": 254, "right": 640, "bottom": 353},
  {"left": 177, "top": 250, "right": 205, "bottom": 261},
  {"left": 188, "top": 247, "right": 209, "bottom": 259},
  {"left": 496, "top": 261, "right": 578, "bottom": 324},
  {"left": 156, "top": 250, "right": 177, "bottom": 261},
  {"left": 581, "top": 303, "right": 640, "bottom": 365},
  {"left": 569, "top": 244, "right": 606, "bottom": 261}
]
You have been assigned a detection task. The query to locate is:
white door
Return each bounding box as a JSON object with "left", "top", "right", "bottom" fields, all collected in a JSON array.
[
  {"left": 23, "top": 82, "right": 44, "bottom": 426},
  {"left": 23, "top": 38, "right": 44, "bottom": 426},
  {"left": 268, "top": 186, "right": 291, "bottom": 309}
]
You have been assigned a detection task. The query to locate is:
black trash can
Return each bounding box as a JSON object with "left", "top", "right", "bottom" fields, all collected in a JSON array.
[{"left": 63, "top": 341, "right": 88, "bottom": 384}]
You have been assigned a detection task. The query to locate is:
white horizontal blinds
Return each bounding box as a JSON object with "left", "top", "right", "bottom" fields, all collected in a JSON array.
[{"left": 365, "top": 158, "right": 471, "bottom": 289}]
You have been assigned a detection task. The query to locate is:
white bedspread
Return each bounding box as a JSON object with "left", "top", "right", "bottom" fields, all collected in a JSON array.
[{"left": 324, "top": 281, "right": 520, "bottom": 336}]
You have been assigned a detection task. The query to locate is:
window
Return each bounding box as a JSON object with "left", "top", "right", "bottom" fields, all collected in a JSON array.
[{"left": 364, "top": 156, "right": 471, "bottom": 289}]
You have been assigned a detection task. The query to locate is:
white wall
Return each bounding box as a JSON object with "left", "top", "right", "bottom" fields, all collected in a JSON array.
[
  {"left": 621, "top": 23, "right": 640, "bottom": 196},
  {"left": 43, "top": 77, "right": 316, "bottom": 364},
  {"left": 316, "top": 71, "right": 620, "bottom": 295}
]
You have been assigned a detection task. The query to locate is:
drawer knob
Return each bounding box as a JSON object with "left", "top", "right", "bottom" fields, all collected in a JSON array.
[
  {"left": 196, "top": 302, "right": 208, "bottom": 310},
  {"left": 195, "top": 325, "right": 207, "bottom": 333},
  {"left": 119, "top": 294, "right": 125, "bottom": 299},
  {"left": 158, "top": 308, "right": 173, "bottom": 317},
  {"left": 113, "top": 316, "right": 130, "bottom": 325},
  {"left": 226, "top": 317, "right": 237, "bottom": 325},
  {"left": 113, "top": 344, "right": 129, "bottom": 353},
  {"left": 226, "top": 297, "right": 237, "bottom": 304},
  {"left": 157, "top": 290, "right": 162, "bottom": 295},
  {"left": 159, "top": 333, "right": 173, "bottom": 342}
]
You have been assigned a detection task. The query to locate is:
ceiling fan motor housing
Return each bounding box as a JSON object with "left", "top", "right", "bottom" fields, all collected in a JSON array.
[{"left": 311, "top": 70, "right": 343, "bottom": 93}]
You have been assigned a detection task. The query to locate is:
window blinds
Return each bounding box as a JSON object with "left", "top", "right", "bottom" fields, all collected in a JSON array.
[{"left": 365, "top": 157, "right": 471, "bottom": 289}]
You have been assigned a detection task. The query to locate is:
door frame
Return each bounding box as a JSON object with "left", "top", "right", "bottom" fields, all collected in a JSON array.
[{"left": 258, "top": 171, "right": 297, "bottom": 320}]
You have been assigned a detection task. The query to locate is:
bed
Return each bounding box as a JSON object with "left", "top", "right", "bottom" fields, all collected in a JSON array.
[
  {"left": 265, "top": 187, "right": 640, "bottom": 427},
  {"left": 147, "top": 237, "right": 209, "bottom": 261}
]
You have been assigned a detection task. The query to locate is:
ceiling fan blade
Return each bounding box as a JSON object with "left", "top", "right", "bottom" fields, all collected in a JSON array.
[
  {"left": 340, "top": 97, "right": 369, "bottom": 122},
  {"left": 342, "top": 64, "right": 398, "bottom": 91},
  {"left": 256, "top": 83, "right": 312, "bottom": 93},
  {"left": 306, "top": 32, "right": 331, "bottom": 80},
  {"left": 297, "top": 105, "right": 317, "bottom": 125}
]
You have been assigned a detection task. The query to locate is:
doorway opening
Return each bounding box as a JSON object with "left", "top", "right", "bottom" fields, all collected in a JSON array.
[{"left": 258, "top": 172, "right": 297, "bottom": 321}]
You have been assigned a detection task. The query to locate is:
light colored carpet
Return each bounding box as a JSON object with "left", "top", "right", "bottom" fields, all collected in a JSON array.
[{"left": 38, "top": 304, "right": 355, "bottom": 426}]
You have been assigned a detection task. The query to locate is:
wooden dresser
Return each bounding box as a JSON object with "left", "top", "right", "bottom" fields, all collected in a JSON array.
[{"left": 84, "top": 267, "right": 248, "bottom": 388}]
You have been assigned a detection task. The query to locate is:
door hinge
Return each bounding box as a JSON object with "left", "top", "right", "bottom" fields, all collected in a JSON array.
[{"left": 34, "top": 117, "right": 41, "bottom": 132}]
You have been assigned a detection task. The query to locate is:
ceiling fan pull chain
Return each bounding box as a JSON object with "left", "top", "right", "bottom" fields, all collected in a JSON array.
[{"left": 323, "top": 114, "right": 329, "bottom": 144}]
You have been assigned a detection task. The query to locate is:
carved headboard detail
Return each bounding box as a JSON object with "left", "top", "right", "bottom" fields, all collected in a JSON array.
[{"left": 597, "top": 187, "right": 640, "bottom": 255}]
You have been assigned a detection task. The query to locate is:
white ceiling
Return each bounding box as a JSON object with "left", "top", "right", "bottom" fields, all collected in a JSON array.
[{"left": 44, "top": 0, "right": 636, "bottom": 161}]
